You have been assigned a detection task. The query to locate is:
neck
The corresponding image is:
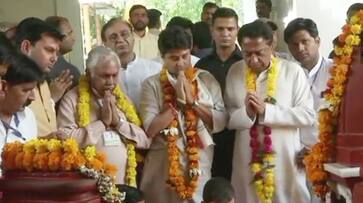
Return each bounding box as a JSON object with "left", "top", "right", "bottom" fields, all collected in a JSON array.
[
  {"left": 303, "top": 55, "right": 320, "bottom": 71},
  {"left": 0, "top": 107, "right": 13, "bottom": 124},
  {"left": 119, "top": 53, "right": 136, "bottom": 69},
  {"left": 134, "top": 29, "right": 146, "bottom": 37},
  {"left": 216, "top": 45, "right": 235, "bottom": 62}
]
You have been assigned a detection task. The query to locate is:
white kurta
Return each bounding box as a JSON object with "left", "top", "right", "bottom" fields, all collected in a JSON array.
[
  {"left": 225, "top": 58, "right": 315, "bottom": 203},
  {"left": 140, "top": 69, "right": 227, "bottom": 203},
  {"left": 119, "top": 56, "right": 162, "bottom": 110}
]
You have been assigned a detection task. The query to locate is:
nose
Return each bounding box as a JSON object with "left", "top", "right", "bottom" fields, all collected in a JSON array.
[
  {"left": 250, "top": 54, "right": 259, "bottom": 64},
  {"left": 50, "top": 53, "right": 58, "bottom": 65},
  {"left": 106, "top": 76, "right": 115, "bottom": 85},
  {"left": 297, "top": 43, "right": 305, "bottom": 52},
  {"left": 28, "top": 89, "right": 36, "bottom": 101}
]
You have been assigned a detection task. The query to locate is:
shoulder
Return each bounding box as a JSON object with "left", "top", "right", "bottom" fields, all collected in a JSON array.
[
  {"left": 22, "top": 107, "right": 36, "bottom": 120},
  {"left": 228, "top": 60, "right": 245, "bottom": 76},
  {"left": 146, "top": 32, "right": 158, "bottom": 40},
  {"left": 138, "top": 57, "right": 163, "bottom": 69},
  {"left": 143, "top": 73, "right": 161, "bottom": 86},
  {"left": 61, "top": 86, "right": 79, "bottom": 105},
  {"left": 195, "top": 54, "right": 215, "bottom": 67},
  {"left": 197, "top": 69, "right": 217, "bottom": 82},
  {"left": 277, "top": 57, "right": 304, "bottom": 76}
]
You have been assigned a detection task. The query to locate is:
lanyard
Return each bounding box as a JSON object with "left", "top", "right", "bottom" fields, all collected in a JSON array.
[{"left": 1, "top": 113, "right": 26, "bottom": 141}]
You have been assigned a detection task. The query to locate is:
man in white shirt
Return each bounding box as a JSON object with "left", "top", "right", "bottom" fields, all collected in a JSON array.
[
  {"left": 129, "top": 4, "right": 159, "bottom": 60},
  {"left": 102, "top": 18, "right": 162, "bottom": 110},
  {"left": 285, "top": 18, "right": 333, "bottom": 153},
  {"left": 285, "top": 17, "right": 333, "bottom": 203},
  {"left": 0, "top": 52, "right": 44, "bottom": 174}
]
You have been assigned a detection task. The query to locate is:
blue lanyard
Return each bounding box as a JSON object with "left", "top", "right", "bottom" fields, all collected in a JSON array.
[{"left": 1, "top": 113, "right": 26, "bottom": 141}]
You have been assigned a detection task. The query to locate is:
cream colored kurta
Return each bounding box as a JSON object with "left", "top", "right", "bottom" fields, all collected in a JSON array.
[
  {"left": 140, "top": 69, "right": 227, "bottom": 203},
  {"left": 133, "top": 32, "right": 159, "bottom": 60},
  {"left": 225, "top": 58, "right": 315, "bottom": 203},
  {"left": 29, "top": 82, "right": 57, "bottom": 137},
  {"left": 57, "top": 87, "right": 150, "bottom": 184}
]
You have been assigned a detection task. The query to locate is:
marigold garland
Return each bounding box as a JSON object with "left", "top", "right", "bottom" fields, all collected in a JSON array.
[
  {"left": 78, "top": 75, "right": 139, "bottom": 187},
  {"left": 245, "top": 57, "right": 278, "bottom": 203},
  {"left": 160, "top": 67, "right": 200, "bottom": 200},
  {"left": 1, "top": 139, "right": 123, "bottom": 203},
  {"left": 303, "top": 10, "right": 363, "bottom": 199}
]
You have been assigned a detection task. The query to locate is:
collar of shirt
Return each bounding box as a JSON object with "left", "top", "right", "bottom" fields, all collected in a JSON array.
[
  {"left": 305, "top": 54, "right": 323, "bottom": 79},
  {"left": 1, "top": 112, "right": 26, "bottom": 141},
  {"left": 211, "top": 45, "right": 242, "bottom": 61},
  {"left": 124, "top": 55, "right": 139, "bottom": 70}
]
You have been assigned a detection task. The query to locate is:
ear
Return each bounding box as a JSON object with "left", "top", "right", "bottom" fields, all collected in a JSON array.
[
  {"left": 20, "top": 40, "right": 33, "bottom": 56},
  {"left": 315, "top": 36, "right": 321, "bottom": 46},
  {"left": 1, "top": 80, "right": 9, "bottom": 93}
]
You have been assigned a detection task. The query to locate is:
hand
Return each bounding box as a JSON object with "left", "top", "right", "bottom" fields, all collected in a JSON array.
[
  {"left": 41, "top": 130, "right": 66, "bottom": 139},
  {"left": 175, "top": 71, "right": 186, "bottom": 104},
  {"left": 101, "top": 90, "right": 113, "bottom": 128},
  {"left": 110, "top": 95, "right": 121, "bottom": 129},
  {"left": 182, "top": 78, "right": 194, "bottom": 105},
  {"left": 49, "top": 69, "right": 73, "bottom": 102},
  {"left": 296, "top": 147, "right": 310, "bottom": 170},
  {"left": 245, "top": 92, "right": 266, "bottom": 116}
]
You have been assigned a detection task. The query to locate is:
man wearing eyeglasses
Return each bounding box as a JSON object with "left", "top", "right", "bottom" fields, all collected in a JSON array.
[{"left": 102, "top": 18, "right": 161, "bottom": 110}]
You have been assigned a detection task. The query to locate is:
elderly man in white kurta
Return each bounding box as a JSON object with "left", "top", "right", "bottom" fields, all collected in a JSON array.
[
  {"left": 140, "top": 27, "right": 226, "bottom": 203},
  {"left": 101, "top": 18, "right": 162, "bottom": 110},
  {"left": 225, "top": 21, "right": 315, "bottom": 203},
  {"left": 57, "top": 46, "right": 150, "bottom": 184}
]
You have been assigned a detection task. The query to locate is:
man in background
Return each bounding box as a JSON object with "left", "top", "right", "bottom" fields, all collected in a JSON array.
[
  {"left": 129, "top": 4, "right": 159, "bottom": 60},
  {"left": 45, "top": 16, "right": 81, "bottom": 88},
  {"left": 147, "top": 8, "right": 162, "bottom": 36},
  {"left": 195, "top": 7, "right": 242, "bottom": 181}
]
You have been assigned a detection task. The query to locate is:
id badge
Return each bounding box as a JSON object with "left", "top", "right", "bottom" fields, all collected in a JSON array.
[{"left": 103, "top": 131, "right": 122, "bottom": 146}]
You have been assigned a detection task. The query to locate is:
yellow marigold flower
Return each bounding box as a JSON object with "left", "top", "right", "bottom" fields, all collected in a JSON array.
[
  {"left": 251, "top": 163, "right": 262, "bottom": 173},
  {"left": 334, "top": 46, "right": 343, "bottom": 56},
  {"left": 343, "top": 45, "right": 353, "bottom": 55},
  {"left": 351, "top": 24, "right": 362, "bottom": 35},
  {"left": 63, "top": 138, "right": 79, "bottom": 153},
  {"left": 263, "top": 153, "right": 275, "bottom": 162},
  {"left": 84, "top": 145, "right": 97, "bottom": 161},
  {"left": 350, "top": 15, "right": 360, "bottom": 24},
  {"left": 47, "top": 139, "right": 62, "bottom": 152}
]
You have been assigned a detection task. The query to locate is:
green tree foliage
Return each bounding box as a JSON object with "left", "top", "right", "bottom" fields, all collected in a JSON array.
[
  {"left": 144, "top": 0, "right": 210, "bottom": 24},
  {"left": 143, "top": 0, "right": 243, "bottom": 26}
]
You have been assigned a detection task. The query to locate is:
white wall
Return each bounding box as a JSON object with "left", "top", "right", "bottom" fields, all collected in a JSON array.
[
  {"left": 0, "top": 0, "right": 84, "bottom": 71},
  {"left": 241, "top": 0, "right": 358, "bottom": 57}
]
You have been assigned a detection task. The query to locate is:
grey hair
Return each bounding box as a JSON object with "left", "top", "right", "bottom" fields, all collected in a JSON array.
[{"left": 86, "top": 45, "right": 120, "bottom": 71}]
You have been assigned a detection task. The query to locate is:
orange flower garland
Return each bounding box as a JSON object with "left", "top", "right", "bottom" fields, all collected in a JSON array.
[
  {"left": 1, "top": 139, "right": 114, "bottom": 176},
  {"left": 304, "top": 10, "right": 363, "bottom": 198},
  {"left": 160, "top": 67, "right": 200, "bottom": 200}
]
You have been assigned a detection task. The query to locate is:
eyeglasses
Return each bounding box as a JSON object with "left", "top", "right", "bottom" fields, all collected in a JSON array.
[{"left": 108, "top": 31, "right": 132, "bottom": 42}]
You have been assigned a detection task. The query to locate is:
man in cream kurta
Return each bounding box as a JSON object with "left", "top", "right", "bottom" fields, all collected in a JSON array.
[
  {"left": 57, "top": 46, "right": 150, "bottom": 184},
  {"left": 225, "top": 21, "right": 315, "bottom": 203},
  {"left": 15, "top": 17, "right": 73, "bottom": 137},
  {"left": 140, "top": 27, "right": 226, "bottom": 203},
  {"left": 129, "top": 5, "right": 159, "bottom": 60}
]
